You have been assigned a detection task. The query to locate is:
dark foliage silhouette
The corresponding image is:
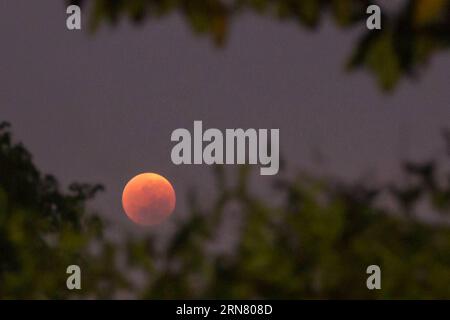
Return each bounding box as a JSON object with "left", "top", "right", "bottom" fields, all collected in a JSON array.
[
  {"left": 70, "top": 0, "right": 450, "bottom": 90},
  {"left": 2, "top": 122, "right": 450, "bottom": 298},
  {"left": 0, "top": 122, "right": 126, "bottom": 298}
]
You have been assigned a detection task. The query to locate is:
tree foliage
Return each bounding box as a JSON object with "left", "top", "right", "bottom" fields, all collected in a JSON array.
[
  {"left": 3, "top": 121, "right": 450, "bottom": 298},
  {"left": 0, "top": 122, "right": 126, "bottom": 298},
  {"left": 129, "top": 151, "right": 450, "bottom": 299},
  {"left": 70, "top": 0, "right": 450, "bottom": 90}
]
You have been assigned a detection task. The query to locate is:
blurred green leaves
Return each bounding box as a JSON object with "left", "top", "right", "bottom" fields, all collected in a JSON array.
[
  {"left": 2, "top": 121, "right": 450, "bottom": 298},
  {"left": 122, "top": 146, "right": 450, "bottom": 299},
  {"left": 128, "top": 156, "right": 450, "bottom": 299},
  {"left": 70, "top": 0, "right": 449, "bottom": 91},
  {"left": 0, "top": 122, "right": 126, "bottom": 298}
]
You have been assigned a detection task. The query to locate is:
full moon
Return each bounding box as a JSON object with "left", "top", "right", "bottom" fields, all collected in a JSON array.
[{"left": 122, "top": 173, "right": 176, "bottom": 226}]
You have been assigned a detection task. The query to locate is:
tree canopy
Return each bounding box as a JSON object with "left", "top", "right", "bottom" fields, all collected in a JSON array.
[
  {"left": 0, "top": 122, "right": 126, "bottom": 298},
  {"left": 70, "top": 0, "right": 450, "bottom": 90},
  {"left": 2, "top": 122, "right": 450, "bottom": 298}
]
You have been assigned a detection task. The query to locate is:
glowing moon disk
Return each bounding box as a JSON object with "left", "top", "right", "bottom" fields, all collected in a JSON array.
[{"left": 122, "top": 173, "right": 176, "bottom": 226}]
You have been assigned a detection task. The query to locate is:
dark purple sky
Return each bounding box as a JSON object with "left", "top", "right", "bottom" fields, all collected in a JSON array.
[{"left": 2, "top": 1, "right": 449, "bottom": 232}]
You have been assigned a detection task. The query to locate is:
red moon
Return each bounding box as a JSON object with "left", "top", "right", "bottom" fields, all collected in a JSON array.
[{"left": 122, "top": 173, "right": 176, "bottom": 226}]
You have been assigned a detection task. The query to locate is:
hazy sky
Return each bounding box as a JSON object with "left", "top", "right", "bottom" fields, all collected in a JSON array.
[{"left": 1, "top": 1, "right": 449, "bottom": 231}]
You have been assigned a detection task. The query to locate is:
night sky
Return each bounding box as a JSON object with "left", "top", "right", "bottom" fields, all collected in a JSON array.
[{"left": 2, "top": 1, "right": 449, "bottom": 233}]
